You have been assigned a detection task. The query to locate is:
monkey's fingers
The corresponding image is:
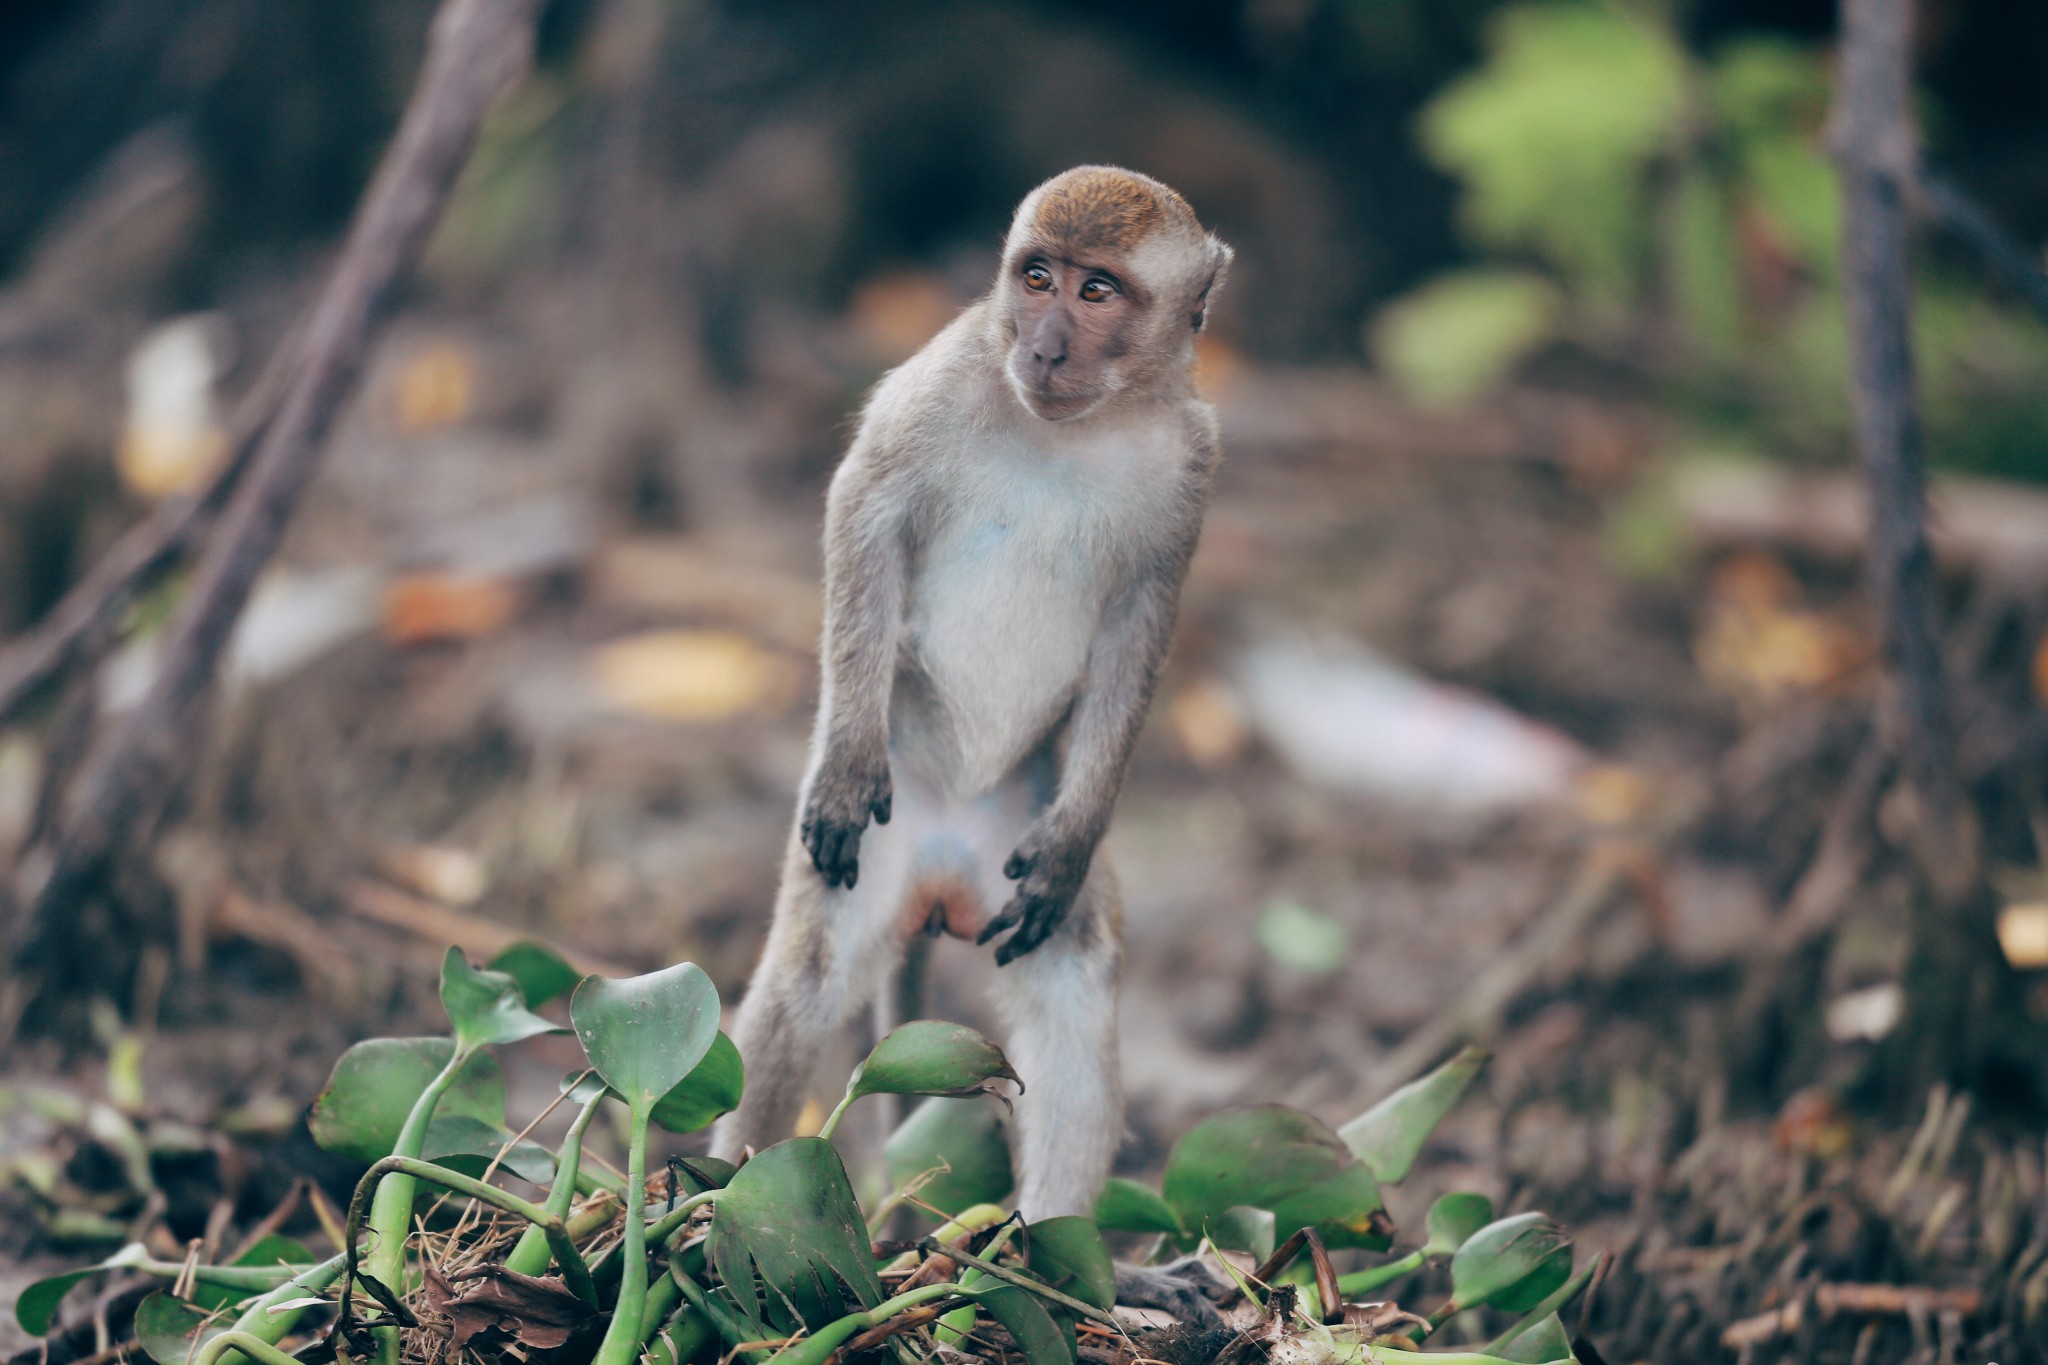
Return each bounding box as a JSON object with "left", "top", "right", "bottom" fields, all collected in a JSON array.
[
  {"left": 974, "top": 903, "right": 1022, "bottom": 947},
  {"left": 871, "top": 790, "right": 892, "bottom": 825},
  {"left": 1002, "top": 849, "right": 1031, "bottom": 880}
]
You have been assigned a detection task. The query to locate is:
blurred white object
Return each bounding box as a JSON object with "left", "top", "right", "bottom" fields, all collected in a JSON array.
[
  {"left": 230, "top": 567, "right": 384, "bottom": 683},
  {"left": 1232, "top": 632, "right": 1587, "bottom": 813},
  {"left": 1825, "top": 982, "right": 1903, "bottom": 1042},
  {"left": 120, "top": 315, "right": 230, "bottom": 496}
]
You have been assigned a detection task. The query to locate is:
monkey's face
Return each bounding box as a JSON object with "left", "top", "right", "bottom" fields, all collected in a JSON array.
[{"left": 1003, "top": 253, "right": 1145, "bottom": 422}]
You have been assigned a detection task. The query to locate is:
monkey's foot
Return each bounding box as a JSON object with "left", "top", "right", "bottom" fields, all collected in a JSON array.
[{"left": 1112, "top": 1257, "right": 1233, "bottom": 1328}]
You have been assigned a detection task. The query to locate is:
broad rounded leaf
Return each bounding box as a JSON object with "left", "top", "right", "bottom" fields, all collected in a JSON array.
[
  {"left": 1027, "top": 1217, "right": 1116, "bottom": 1313},
  {"left": 1424, "top": 1192, "right": 1496, "bottom": 1257},
  {"left": 848, "top": 1021, "right": 1020, "bottom": 1102},
  {"left": 1339, "top": 1046, "right": 1488, "bottom": 1183},
  {"left": 1163, "top": 1106, "right": 1384, "bottom": 1250},
  {"left": 422, "top": 1114, "right": 557, "bottom": 1185},
  {"left": 1489, "top": 1312, "right": 1576, "bottom": 1363},
  {"left": 1209, "top": 1206, "right": 1275, "bottom": 1260},
  {"left": 570, "top": 963, "right": 721, "bottom": 1112},
  {"left": 1450, "top": 1213, "right": 1572, "bottom": 1314},
  {"left": 1093, "top": 1178, "right": 1182, "bottom": 1236},
  {"left": 308, "top": 1038, "right": 504, "bottom": 1164},
  {"left": 488, "top": 941, "right": 583, "bottom": 1008},
  {"left": 441, "top": 948, "right": 563, "bottom": 1050},
  {"left": 650, "top": 1031, "right": 746, "bottom": 1134},
  {"left": 14, "top": 1242, "right": 151, "bottom": 1335},
  {"left": 1266, "top": 1164, "right": 1387, "bottom": 1251},
  {"left": 133, "top": 1292, "right": 223, "bottom": 1365},
  {"left": 884, "top": 1097, "right": 1013, "bottom": 1216},
  {"left": 706, "top": 1137, "right": 881, "bottom": 1333}
]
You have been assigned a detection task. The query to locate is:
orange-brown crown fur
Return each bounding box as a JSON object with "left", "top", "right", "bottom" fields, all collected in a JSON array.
[{"left": 1028, "top": 166, "right": 1196, "bottom": 253}]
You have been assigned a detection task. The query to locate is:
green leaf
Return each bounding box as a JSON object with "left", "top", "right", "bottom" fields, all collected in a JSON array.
[
  {"left": 883, "top": 1097, "right": 1014, "bottom": 1216},
  {"left": 13, "top": 1243, "right": 151, "bottom": 1335},
  {"left": 133, "top": 1292, "right": 224, "bottom": 1365},
  {"left": 1424, "top": 1192, "right": 1497, "bottom": 1257},
  {"left": 1162, "top": 1106, "right": 1386, "bottom": 1252},
  {"left": 421, "top": 1114, "right": 557, "bottom": 1185},
  {"left": 488, "top": 941, "right": 583, "bottom": 1008},
  {"left": 1255, "top": 898, "right": 1350, "bottom": 976},
  {"left": 1370, "top": 270, "right": 1562, "bottom": 407},
  {"left": 1339, "top": 1046, "right": 1488, "bottom": 1183},
  {"left": 307, "top": 1038, "right": 504, "bottom": 1164},
  {"left": 570, "top": 963, "right": 721, "bottom": 1113},
  {"left": 1488, "top": 1312, "right": 1576, "bottom": 1363},
  {"left": 706, "top": 1137, "right": 882, "bottom": 1333},
  {"left": 1026, "top": 1218, "right": 1116, "bottom": 1313},
  {"left": 1419, "top": 3, "right": 1687, "bottom": 310},
  {"left": 650, "top": 1031, "right": 746, "bottom": 1134},
  {"left": 848, "top": 1021, "right": 1020, "bottom": 1103},
  {"left": 1092, "top": 1178, "right": 1182, "bottom": 1236},
  {"left": 1208, "top": 1207, "right": 1275, "bottom": 1260},
  {"left": 441, "top": 948, "right": 563, "bottom": 1051},
  {"left": 192, "top": 1236, "right": 316, "bottom": 1311},
  {"left": 974, "top": 1280, "right": 1074, "bottom": 1365},
  {"left": 1450, "top": 1213, "right": 1572, "bottom": 1314},
  {"left": 1265, "top": 1164, "right": 1387, "bottom": 1251}
]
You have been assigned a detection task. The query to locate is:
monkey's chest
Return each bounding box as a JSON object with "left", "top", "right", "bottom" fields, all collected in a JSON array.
[{"left": 904, "top": 508, "right": 1121, "bottom": 793}]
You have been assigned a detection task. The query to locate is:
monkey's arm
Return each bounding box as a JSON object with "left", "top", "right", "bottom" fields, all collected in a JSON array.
[
  {"left": 800, "top": 456, "right": 909, "bottom": 889},
  {"left": 979, "top": 535, "right": 1194, "bottom": 964}
]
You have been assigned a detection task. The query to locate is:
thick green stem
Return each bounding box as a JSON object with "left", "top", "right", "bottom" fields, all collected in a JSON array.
[
  {"left": 643, "top": 1189, "right": 720, "bottom": 1249},
  {"left": 665, "top": 1251, "right": 772, "bottom": 1358},
  {"left": 814, "top": 1086, "right": 857, "bottom": 1143},
  {"left": 361, "top": 1050, "right": 466, "bottom": 1365},
  {"left": 644, "top": 1307, "right": 716, "bottom": 1365},
  {"left": 762, "top": 1283, "right": 966, "bottom": 1365},
  {"left": 192, "top": 1332, "right": 312, "bottom": 1365},
  {"left": 921, "top": 1239, "right": 1120, "bottom": 1329},
  {"left": 588, "top": 1106, "right": 652, "bottom": 1365},
  {"left": 212, "top": 1253, "right": 348, "bottom": 1365},
  {"left": 1334, "top": 1249, "right": 1424, "bottom": 1298},
  {"left": 505, "top": 1092, "right": 605, "bottom": 1278},
  {"left": 118, "top": 1259, "right": 310, "bottom": 1292},
  {"left": 344, "top": 1154, "right": 597, "bottom": 1317}
]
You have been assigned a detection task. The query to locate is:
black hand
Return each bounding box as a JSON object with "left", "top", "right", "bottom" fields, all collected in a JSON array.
[
  {"left": 799, "top": 754, "right": 892, "bottom": 889},
  {"left": 977, "top": 835, "right": 1089, "bottom": 964}
]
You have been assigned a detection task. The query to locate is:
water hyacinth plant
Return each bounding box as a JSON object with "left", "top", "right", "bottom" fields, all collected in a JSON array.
[{"left": 15, "top": 950, "right": 1598, "bottom": 1365}]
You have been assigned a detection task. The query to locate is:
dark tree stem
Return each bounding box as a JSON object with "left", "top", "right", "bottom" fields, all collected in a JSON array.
[
  {"left": 7, "top": 0, "right": 542, "bottom": 960},
  {"left": 1835, "top": 0, "right": 2025, "bottom": 1100}
]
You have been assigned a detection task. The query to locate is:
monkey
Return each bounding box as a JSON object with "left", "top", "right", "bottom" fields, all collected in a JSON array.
[{"left": 711, "top": 166, "right": 1232, "bottom": 1321}]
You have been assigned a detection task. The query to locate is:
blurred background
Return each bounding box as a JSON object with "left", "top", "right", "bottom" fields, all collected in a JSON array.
[{"left": 4, "top": 1, "right": 2048, "bottom": 1360}]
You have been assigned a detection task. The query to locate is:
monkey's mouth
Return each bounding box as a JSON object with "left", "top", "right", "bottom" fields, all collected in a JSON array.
[{"left": 1010, "top": 367, "right": 1108, "bottom": 421}]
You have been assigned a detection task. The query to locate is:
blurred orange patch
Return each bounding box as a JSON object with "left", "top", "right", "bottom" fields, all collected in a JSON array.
[
  {"left": 394, "top": 341, "right": 476, "bottom": 432},
  {"left": 383, "top": 572, "right": 520, "bottom": 645},
  {"left": 1696, "top": 551, "right": 1867, "bottom": 702},
  {"left": 588, "top": 629, "right": 799, "bottom": 723},
  {"left": 846, "top": 271, "right": 959, "bottom": 364},
  {"left": 1168, "top": 678, "right": 1249, "bottom": 769}
]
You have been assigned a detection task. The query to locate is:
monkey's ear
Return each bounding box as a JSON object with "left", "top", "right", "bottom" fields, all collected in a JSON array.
[{"left": 1191, "top": 237, "right": 1234, "bottom": 333}]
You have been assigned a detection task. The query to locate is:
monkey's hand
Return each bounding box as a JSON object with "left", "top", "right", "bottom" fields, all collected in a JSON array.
[
  {"left": 800, "top": 746, "right": 892, "bottom": 890},
  {"left": 978, "top": 831, "right": 1090, "bottom": 965}
]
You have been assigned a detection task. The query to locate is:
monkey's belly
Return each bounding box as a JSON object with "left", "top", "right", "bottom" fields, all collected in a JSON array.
[
  {"left": 907, "top": 530, "right": 1106, "bottom": 797},
  {"left": 852, "top": 762, "right": 1041, "bottom": 945}
]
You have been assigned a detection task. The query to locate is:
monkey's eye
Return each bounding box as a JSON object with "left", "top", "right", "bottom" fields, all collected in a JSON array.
[
  {"left": 1022, "top": 264, "right": 1053, "bottom": 292},
  {"left": 1079, "top": 278, "right": 1117, "bottom": 303}
]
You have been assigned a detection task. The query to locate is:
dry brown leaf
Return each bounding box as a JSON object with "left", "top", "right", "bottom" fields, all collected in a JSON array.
[{"left": 422, "top": 1265, "right": 594, "bottom": 1351}]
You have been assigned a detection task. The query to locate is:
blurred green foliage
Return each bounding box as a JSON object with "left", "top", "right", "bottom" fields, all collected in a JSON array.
[{"left": 1373, "top": 1, "right": 2048, "bottom": 481}]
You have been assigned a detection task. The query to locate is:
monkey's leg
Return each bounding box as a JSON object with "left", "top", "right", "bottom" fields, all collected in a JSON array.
[
  {"left": 711, "top": 838, "right": 907, "bottom": 1161},
  {"left": 983, "top": 859, "right": 1123, "bottom": 1221}
]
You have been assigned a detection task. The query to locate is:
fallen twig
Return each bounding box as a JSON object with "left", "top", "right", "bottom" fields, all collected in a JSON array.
[{"left": 1720, "top": 1283, "right": 1982, "bottom": 1348}]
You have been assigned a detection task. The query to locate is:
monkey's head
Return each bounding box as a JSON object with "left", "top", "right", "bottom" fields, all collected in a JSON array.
[{"left": 996, "top": 166, "right": 1232, "bottom": 423}]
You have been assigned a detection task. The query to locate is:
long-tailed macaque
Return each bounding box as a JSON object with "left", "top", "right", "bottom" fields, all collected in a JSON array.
[{"left": 713, "top": 168, "right": 1230, "bottom": 1303}]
